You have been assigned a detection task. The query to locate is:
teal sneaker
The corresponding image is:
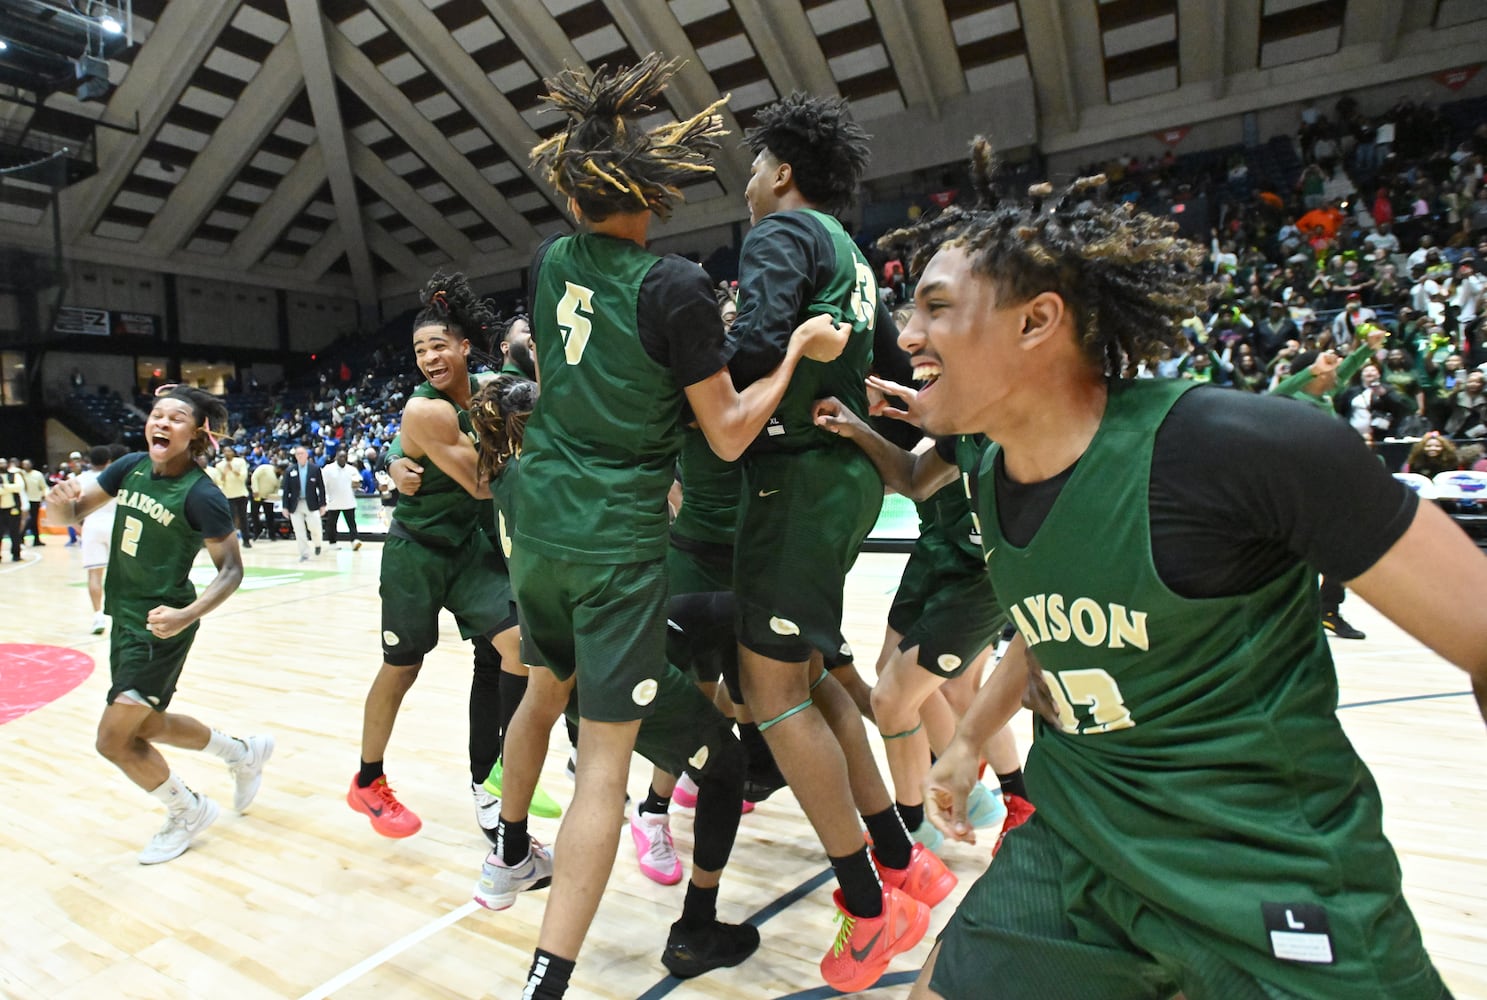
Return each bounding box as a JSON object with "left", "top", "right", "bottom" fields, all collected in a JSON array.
[{"left": 966, "top": 783, "right": 1007, "bottom": 829}]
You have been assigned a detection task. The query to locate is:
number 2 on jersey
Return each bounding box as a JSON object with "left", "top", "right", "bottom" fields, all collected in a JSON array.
[
  {"left": 120, "top": 515, "right": 142, "bottom": 557},
  {"left": 556, "top": 282, "right": 595, "bottom": 365}
]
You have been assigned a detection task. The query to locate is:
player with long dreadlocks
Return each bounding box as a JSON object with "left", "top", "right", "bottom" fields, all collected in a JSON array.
[
  {"left": 45, "top": 385, "right": 273, "bottom": 864},
  {"left": 724, "top": 91, "right": 950, "bottom": 993},
  {"left": 851, "top": 137, "right": 1487, "bottom": 999},
  {"left": 481, "top": 56, "right": 848, "bottom": 999}
]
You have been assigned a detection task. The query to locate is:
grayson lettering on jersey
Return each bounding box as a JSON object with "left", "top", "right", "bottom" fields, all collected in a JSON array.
[
  {"left": 115, "top": 488, "right": 177, "bottom": 527},
  {"left": 1008, "top": 594, "right": 1149, "bottom": 651}
]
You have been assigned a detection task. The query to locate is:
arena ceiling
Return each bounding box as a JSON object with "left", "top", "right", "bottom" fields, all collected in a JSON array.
[{"left": 0, "top": 0, "right": 1483, "bottom": 315}]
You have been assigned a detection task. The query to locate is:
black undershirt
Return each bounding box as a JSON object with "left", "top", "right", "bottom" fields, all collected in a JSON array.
[
  {"left": 940, "top": 387, "right": 1418, "bottom": 599},
  {"left": 97, "top": 452, "right": 236, "bottom": 539}
]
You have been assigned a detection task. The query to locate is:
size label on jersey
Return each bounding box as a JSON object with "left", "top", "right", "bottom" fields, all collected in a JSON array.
[{"left": 1261, "top": 903, "right": 1334, "bottom": 964}]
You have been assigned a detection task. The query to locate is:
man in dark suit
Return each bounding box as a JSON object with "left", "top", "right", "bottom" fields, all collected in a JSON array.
[{"left": 281, "top": 446, "right": 326, "bottom": 562}]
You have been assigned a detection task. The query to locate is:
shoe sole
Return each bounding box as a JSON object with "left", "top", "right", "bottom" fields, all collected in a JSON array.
[
  {"left": 139, "top": 798, "right": 220, "bottom": 865},
  {"left": 473, "top": 874, "right": 552, "bottom": 911},
  {"left": 233, "top": 735, "right": 275, "bottom": 813},
  {"left": 346, "top": 789, "right": 422, "bottom": 838}
]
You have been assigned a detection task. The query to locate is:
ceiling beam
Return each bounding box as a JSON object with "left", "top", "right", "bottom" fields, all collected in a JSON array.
[
  {"left": 139, "top": 34, "right": 305, "bottom": 256},
  {"left": 868, "top": 0, "right": 966, "bottom": 118},
  {"left": 365, "top": 219, "right": 425, "bottom": 281},
  {"left": 287, "top": 0, "right": 378, "bottom": 320},
  {"left": 348, "top": 139, "right": 478, "bottom": 265},
  {"left": 298, "top": 220, "right": 347, "bottom": 284},
  {"left": 0, "top": 220, "right": 352, "bottom": 296},
  {"left": 480, "top": 0, "right": 587, "bottom": 81},
  {"left": 229, "top": 142, "right": 326, "bottom": 272},
  {"left": 599, "top": 0, "right": 752, "bottom": 193},
  {"left": 731, "top": 0, "right": 838, "bottom": 99},
  {"left": 323, "top": 21, "right": 542, "bottom": 250},
  {"left": 1019, "top": 0, "right": 1083, "bottom": 135},
  {"left": 60, "top": 0, "right": 242, "bottom": 243},
  {"left": 1222, "top": 0, "right": 1262, "bottom": 81},
  {"left": 1345, "top": 0, "right": 1408, "bottom": 62},
  {"left": 363, "top": 0, "right": 555, "bottom": 246},
  {"left": 1177, "top": 0, "right": 1227, "bottom": 100}
]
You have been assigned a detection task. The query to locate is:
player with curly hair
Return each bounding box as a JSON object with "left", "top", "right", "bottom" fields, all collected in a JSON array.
[
  {"left": 45, "top": 384, "right": 273, "bottom": 864},
  {"left": 481, "top": 57, "right": 848, "bottom": 999},
  {"left": 854, "top": 138, "right": 1487, "bottom": 1000},
  {"left": 348, "top": 271, "right": 547, "bottom": 842},
  {"left": 724, "top": 91, "right": 949, "bottom": 992}
]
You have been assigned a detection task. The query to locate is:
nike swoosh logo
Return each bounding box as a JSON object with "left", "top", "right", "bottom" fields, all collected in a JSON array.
[
  {"left": 850, "top": 927, "right": 883, "bottom": 962},
  {"left": 757, "top": 489, "right": 780, "bottom": 497},
  {"left": 984, "top": 547, "right": 995, "bottom": 563},
  {"left": 365, "top": 802, "right": 383, "bottom": 816}
]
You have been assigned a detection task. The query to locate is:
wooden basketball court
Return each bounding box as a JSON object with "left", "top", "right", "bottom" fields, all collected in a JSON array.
[{"left": 2, "top": 541, "right": 1483, "bottom": 999}]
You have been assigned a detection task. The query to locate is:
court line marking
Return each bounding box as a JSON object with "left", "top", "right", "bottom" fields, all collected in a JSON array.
[
  {"left": 291, "top": 691, "right": 1479, "bottom": 998},
  {"left": 0, "top": 553, "right": 42, "bottom": 574},
  {"left": 296, "top": 901, "right": 480, "bottom": 1000}
]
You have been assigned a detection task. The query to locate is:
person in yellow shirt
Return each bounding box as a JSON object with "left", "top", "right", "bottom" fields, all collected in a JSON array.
[
  {"left": 250, "top": 458, "right": 281, "bottom": 542},
  {"left": 20, "top": 459, "right": 47, "bottom": 546},
  {"left": 215, "top": 445, "right": 252, "bottom": 549}
]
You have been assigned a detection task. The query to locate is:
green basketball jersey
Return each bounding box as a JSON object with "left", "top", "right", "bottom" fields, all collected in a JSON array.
[
  {"left": 975, "top": 378, "right": 1408, "bottom": 987},
  {"left": 754, "top": 209, "right": 878, "bottom": 453},
  {"left": 105, "top": 456, "right": 211, "bottom": 628},
  {"left": 519, "top": 233, "right": 689, "bottom": 563},
  {"left": 671, "top": 426, "right": 739, "bottom": 546},
  {"left": 392, "top": 376, "right": 490, "bottom": 548}
]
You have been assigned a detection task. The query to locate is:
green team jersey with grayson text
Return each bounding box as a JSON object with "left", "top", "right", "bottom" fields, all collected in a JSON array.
[
  {"left": 729, "top": 208, "right": 878, "bottom": 452},
  {"left": 975, "top": 378, "right": 1425, "bottom": 994},
  {"left": 97, "top": 453, "right": 234, "bottom": 629},
  {"left": 519, "top": 232, "right": 733, "bottom": 563},
  {"left": 392, "top": 376, "right": 491, "bottom": 548}
]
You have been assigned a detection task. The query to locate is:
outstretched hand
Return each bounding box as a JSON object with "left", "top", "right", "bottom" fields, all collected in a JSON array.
[
  {"left": 865, "top": 375, "right": 922, "bottom": 425},
  {"left": 924, "top": 739, "right": 981, "bottom": 845}
]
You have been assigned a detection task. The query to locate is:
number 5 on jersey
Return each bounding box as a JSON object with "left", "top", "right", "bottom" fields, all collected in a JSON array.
[{"left": 556, "top": 282, "right": 595, "bottom": 365}]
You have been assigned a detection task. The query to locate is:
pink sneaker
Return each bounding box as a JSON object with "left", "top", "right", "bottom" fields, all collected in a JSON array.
[
  {"left": 671, "top": 772, "right": 700, "bottom": 811},
  {"left": 630, "top": 808, "right": 683, "bottom": 885}
]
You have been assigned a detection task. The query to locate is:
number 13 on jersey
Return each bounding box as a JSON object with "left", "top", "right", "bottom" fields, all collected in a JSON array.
[{"left": 556, "top": 282, "right": 595, "bottom": 365}]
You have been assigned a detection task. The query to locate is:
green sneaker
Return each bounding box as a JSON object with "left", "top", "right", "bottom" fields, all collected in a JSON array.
[{"left": 483, "top": 758, "right": 563, "bottom": 819}]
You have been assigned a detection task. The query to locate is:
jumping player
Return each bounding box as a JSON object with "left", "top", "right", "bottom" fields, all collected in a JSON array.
[
  {"left": 44, "top": 385, "right": 273, "bottom": 864},
  {"left": 488, "top": 57, "right": 849, "bottom": 999}
]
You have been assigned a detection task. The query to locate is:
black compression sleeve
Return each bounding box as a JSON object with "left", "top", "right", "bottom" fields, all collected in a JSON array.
[{"left": 727, "top": 213, "right": 826, "bottom": 389}]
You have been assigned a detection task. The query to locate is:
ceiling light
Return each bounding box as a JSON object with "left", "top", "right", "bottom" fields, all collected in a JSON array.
[
  {"left": 0, "top": 39, "right": 8, "bottom": 51},
  {"left": 99, "top": 15, "right": 122, "bottom": 35}
]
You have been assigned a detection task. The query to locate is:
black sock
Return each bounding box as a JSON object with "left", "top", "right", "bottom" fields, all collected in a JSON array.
[
  {"left": 522, "top": 948, "right": 574, "bottom": 1000},
  {"left": 498, "top": 669, "right": 529, "bottom": 754},
  {"left": 357, "top": 759, "right": 384, "bottom": 788},
  {"left": 565, "top": 716, "right": 579, "bottom": 750},
  {"left": 895, "top": 801, "right": 924, "bottom": 833},
  {"left": 996, "top": 768, "right": 1028, "bottom": 800},
  {"left": 679, "top": 882, "right": 719, "bottom": 930},
  {"left": 830, "top": 847, "right": 883, "bottom": 918},
  {"left": 639, "top": 785, "right": 672, "bottom": 817},
  {"left": 497, "top": 815, "right": 529, "bottom": 867},
  {"left": 864, "top": 806, "right": 912, "bottom": 870}
]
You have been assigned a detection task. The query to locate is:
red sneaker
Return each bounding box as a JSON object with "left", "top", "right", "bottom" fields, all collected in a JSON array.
[
  {"left": 993, "top": 793, "right": 1035, "bottom": 857},
  {"left": 875, "top": 841, "right": 957, "bottom": 909},
  {"left": 347, "top": 775, "right": 422, "bottom": 838},
  {"left": 819, "top": 886, "right": 930, "bottom": 993}
]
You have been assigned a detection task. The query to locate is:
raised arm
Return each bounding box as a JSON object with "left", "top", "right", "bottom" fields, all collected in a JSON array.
[
  {"left": 812, "top": 396, "right": 956, "bottom": 500},
  {"left": 685, "top": 313, "right": 850, "bottom": 462},
  {"left": 43, "top": 476, "right": 113, "bottom": 526},
  {"left": 399, "top": 396, "right": 489, "bottom": 499}
]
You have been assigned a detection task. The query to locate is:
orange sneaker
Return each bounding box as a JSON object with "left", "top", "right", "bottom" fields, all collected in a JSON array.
[
  {"left": 875, "top": 841, "right": 957, "bottom": 909},
  {"left": 347, "top": 775, "right": 422, "bottom": 838},
  {"left": 819, "top": 886, "right": 930, "bottom": 993},
  {"left": 993, "top": 793, "right": 1035, "bottom": 857}
]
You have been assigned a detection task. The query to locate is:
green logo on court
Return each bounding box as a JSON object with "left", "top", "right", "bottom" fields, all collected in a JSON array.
[{"left": 187, "top": 565, "right": 340, "bottom": 591}]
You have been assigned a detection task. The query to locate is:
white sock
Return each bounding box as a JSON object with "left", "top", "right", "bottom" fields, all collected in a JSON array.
[
  {"left": 149, "top": 774, "right": 198, "bottom": 815},
  {"left": 205, "top": 729, "right": 247, "bottom": 764}
]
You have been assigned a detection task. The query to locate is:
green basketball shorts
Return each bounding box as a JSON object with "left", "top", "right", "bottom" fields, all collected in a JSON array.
[
  {"left": 379, "top": 533, "right": 515, "bottom": 667},
  {"left": 108, "top": 622, "right": 199, "bottom": 710}
]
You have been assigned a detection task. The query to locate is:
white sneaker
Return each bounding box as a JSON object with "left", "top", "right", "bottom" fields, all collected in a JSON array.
[
  {"left": 91, "top": 611, "right": 107, "bottom": 635},
  {"left": 473, "top": 837, "right": 553, "bottom": 910},
  {"left": 228, "top": 734, "right": 275, "bottom": 813},
  {"left": 473, "top": 782, "right": 501, "bottom": 844},
  {"left": 139, "top": 794, "right": 220, "bottom": 864},
  {"left": 630, "top": 809, "right": 683, "bottom": 885}
]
